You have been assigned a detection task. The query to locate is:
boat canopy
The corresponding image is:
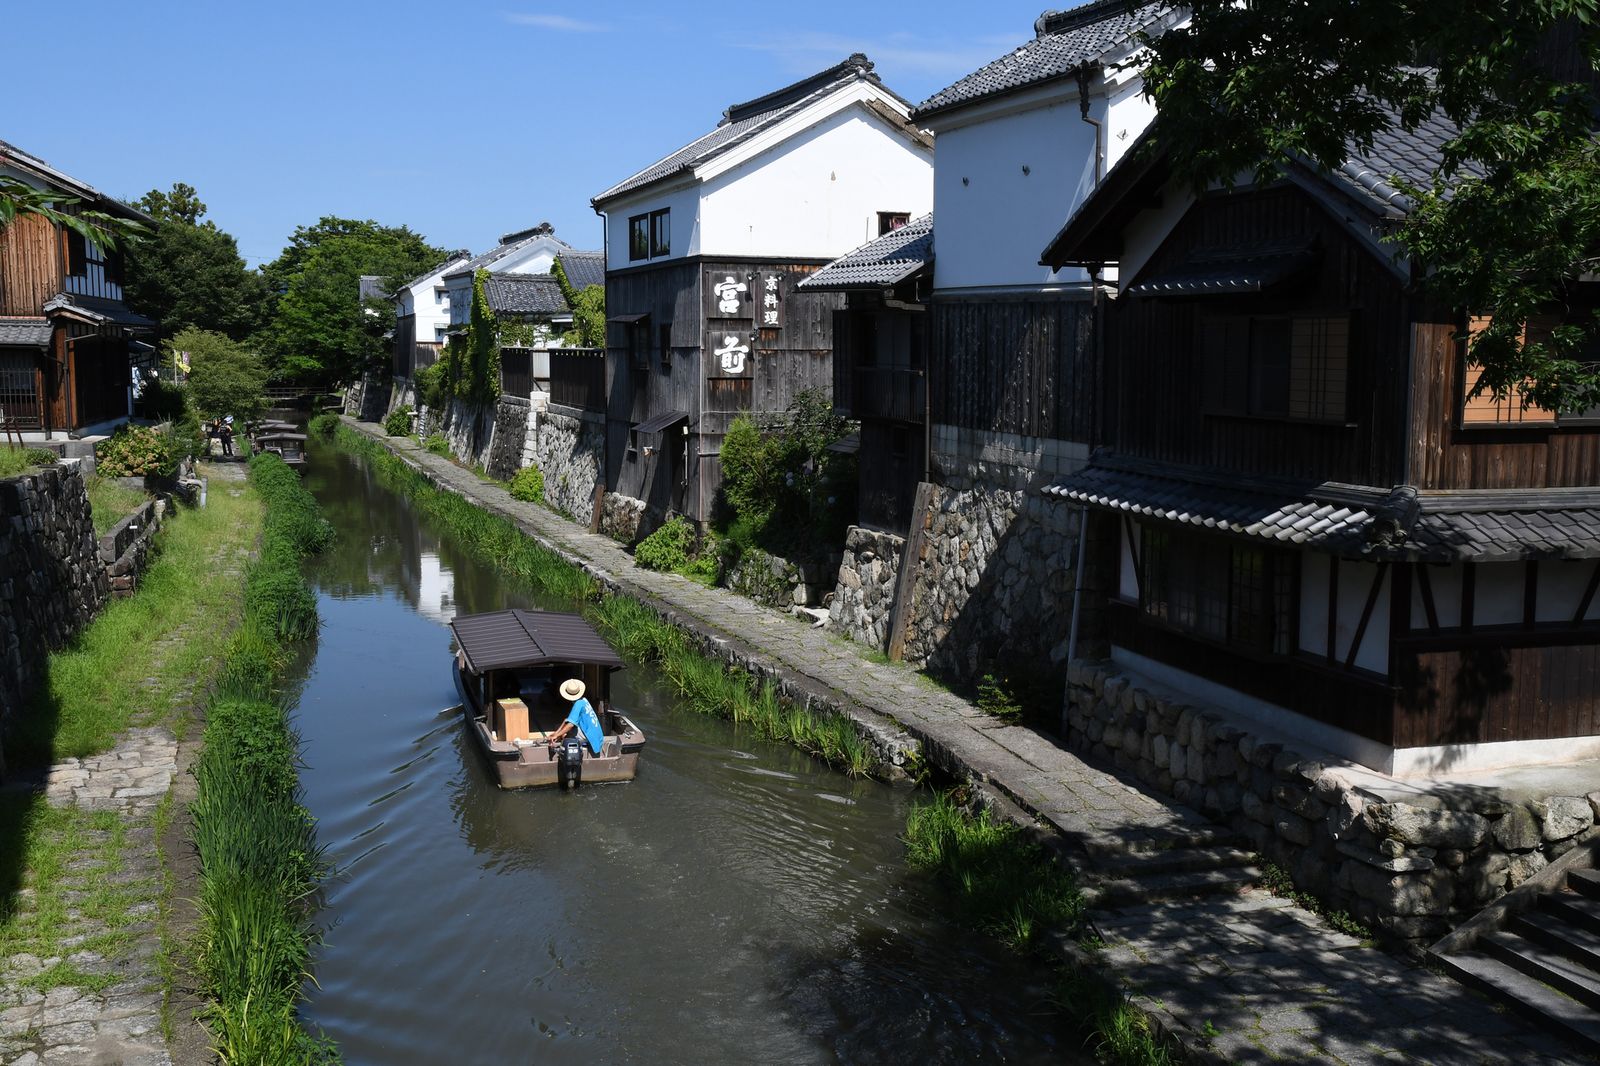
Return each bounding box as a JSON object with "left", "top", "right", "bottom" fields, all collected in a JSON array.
[
  {"left": 450, "top": 608, "right": 626, "bottom": 674},
  {"left": 256, "top": 432, "right": 308, "bottom": 442}
]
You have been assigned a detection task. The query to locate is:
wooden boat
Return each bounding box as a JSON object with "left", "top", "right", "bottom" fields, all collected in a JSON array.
[
  {"left": 448, "top": 608, "right": 645, "bottom": 789},
  {"left": 254, "top": 431, "right": 307, "bottom": 469}
]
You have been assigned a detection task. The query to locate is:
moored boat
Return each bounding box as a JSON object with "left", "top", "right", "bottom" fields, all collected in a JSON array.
[
  {"left": 448, "top": 608, "right": 645, "bottom": 789},
  {"left": 254, "top": 430, "right": 308, "bottom": 469}
]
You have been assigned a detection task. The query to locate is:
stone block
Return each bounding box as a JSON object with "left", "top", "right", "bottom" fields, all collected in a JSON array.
[
  {"left": 1327, "top": 791, "right": 1365, "bottom": 841},
  {"left": 1491, "top": 805, "right": 1541, "bottom": 852},
  {"left": 1272, "top": 783, "right": 1323, "bottom": 820},
  {"left": 1151, "top": 734, "right": 1169, "bottom": 769},
  {"left": 1276, "top": 810, "right": 1313, "bottom": 846},
  {"left": 1241, "top": 790, "right": 1273, "bottom": 826},
  {"left": 1336, "top": 841, "right": 1435, "bottom": 873},
  {"left": 1507, "top": 850, "right": 1548, "bottom": 889},
  {"left": 1168, "top": 744, "right": 1186, "bottom": 781},
  {"left": 1364, "top": 802, "right": 1489, "bottom": 850},
  {"left": 1533, "top": 796, "right": 1594, "bottom": 842}
]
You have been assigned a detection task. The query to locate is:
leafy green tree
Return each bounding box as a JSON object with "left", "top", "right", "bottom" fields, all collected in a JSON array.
[
  {"left": 1138, "top": 1, "right": 1600, "bottom": 412},
  {"left": 124, "top": 184, "right": 268, "bottom": 340},
  {"left": 462, "top": 268, "right": 500, "bottom": 403},
  {"left": 173, "top": 326, "right": 269, "bottom": 423},
  {"left": 551, "top": 256, "right": 606, "bottom": 347},
  {"left": 259, "top": 216, "right": 445, "bottom": 386}
]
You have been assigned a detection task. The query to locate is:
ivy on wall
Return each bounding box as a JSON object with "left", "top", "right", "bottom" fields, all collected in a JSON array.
[
  {"left": 461, "top": 268, "right": 500, "bottom": 404},
  {"left": 551, "top": 256, "right": 605, "bottom": 348}
]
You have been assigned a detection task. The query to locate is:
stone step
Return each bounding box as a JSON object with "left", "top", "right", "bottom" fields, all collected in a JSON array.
[
  {"left": 1089, "top": 844, "right": 1260, "bottom": 879},
  {"left": 1514, "top": 909, "right": 1600, "bottom": 973},
  {"left": 1434, "top": 950, "right": 1600, "bottom": 1055},
  {"left": 1082, "top": 864, "right": 1260, "bottom": 909},
  {"left": 1572, "top": 869, "right": 1600, "bottom": 901},
  {"left": 1545, "top": 894, "right": 1600, "bottom": 937},
  {"left": 1482, "top": 930, "right": 1600, "bottom": 1012},
  {"left": 1081, "top": 824, "right": 1241, "bottom": 858}
]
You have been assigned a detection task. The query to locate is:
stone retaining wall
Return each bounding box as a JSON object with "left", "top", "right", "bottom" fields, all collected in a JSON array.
[
  {"left": 99, "top": 499, "right": 165, "bottom": 597},
  {"left": 724, "top": 546, "right": 837, "bottom": 610},
  {"left": 1064, "top": 659, "right": 1600, "bottom": 944},
  {"left": 484, "top": 396, "right": 529, "bottom": 482},
  {"left": 600, "top": 492, "right": 644, "bottom": 543},
  {"left": 827, "top": 527, "right": 904, "bottom": 651},
  {"left": 528, "top": 405, "right": 604, "bottom": 520},
  {"left": 0, "top": 466, "right": 109, "bottom": 744}
]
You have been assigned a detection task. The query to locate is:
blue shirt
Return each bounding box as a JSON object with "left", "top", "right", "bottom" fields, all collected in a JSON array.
[{"left": 564, "top": 697, "right": 605, "bottom": 756}]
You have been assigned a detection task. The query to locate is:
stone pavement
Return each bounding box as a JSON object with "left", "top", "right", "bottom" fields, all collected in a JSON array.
[{"left": 351, "top": 420, "right": 1583, "bottom": 1064}]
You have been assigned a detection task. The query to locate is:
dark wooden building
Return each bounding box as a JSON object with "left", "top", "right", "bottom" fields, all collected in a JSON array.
[
  {"left": 1041, "top": 115, "right": 1600, "bottom": 775},
  {"left": 589, "top": 54, "right": 933, "bottom": 529},
  {"left": 0, "top": 139, "right": 154, "bottom": 438},
  {"left": 799, "top": 212, "right": 932, "bottom": 531}
]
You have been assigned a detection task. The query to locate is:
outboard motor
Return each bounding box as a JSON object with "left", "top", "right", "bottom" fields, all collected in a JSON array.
[{"left": 557, "top": 738, "right": 584, "bottom": 790}]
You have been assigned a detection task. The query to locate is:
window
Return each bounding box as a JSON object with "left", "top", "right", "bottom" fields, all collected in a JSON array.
[
  {"left": 659, "top": 323, "right": 672, "bottom": 371},
  {"left": 65, "top": 230, "right": 88, "bottom": 277},
  {"left": 102, "top": 247, "right": 124, "bottom": 286},
  {"left": 1459, "top": 315, "right": 1558, "bottom": 426},
  {"left": 629, "top": 215, "right": 650, "bottom": 261},
  {"left": 1140, "top": 527, "right": 1296, "bottom": 655},
  {"left": 435, "top": 326, "right": 447, "bottom": 343},
  {"left": 626, "top": 427, "right": 639, "bottom": 462},
  {"left": 1201, "top": 314, "right": 1348, "bottom": 422},
  {"left": 649, "top": 209, "right": 670, "bottom": 257},
  {"left": 434, "top": 288, "right": 446, "bottom": 305},
  {"left": 629, "top": 321, "right": 649, "bottom": 372},
  {"left": 878, "top": 212, "right": 910, "bottom": 235}
]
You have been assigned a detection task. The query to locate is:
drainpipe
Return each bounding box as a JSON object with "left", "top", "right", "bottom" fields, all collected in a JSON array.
[
  {"left": 1068, "top": 66, "right": 1103, "bottom": 672},
  {"left": 1076, "top": 65, "right": 1104, "bottom": 187}
]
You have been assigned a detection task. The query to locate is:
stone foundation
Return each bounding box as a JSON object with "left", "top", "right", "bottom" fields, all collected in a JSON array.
[
  {"left": 1064, "top": 658, "right": 1600, "bottom": 944},
  {"left": 528, "top": 405, "right": 604, "bottom": 520},
  {"left": 600, "top": 492, "right": 645, "bottom": 543},
  {"left": 0, "top": 465, "right": 110, "bottom": 748},
  {"left": 724, "top": 546, "right": 838, "bottom": 610},
  {"left": 484, "top": 396, "right": 529, "bottom": 482},
  {"left": 827, "top": 526, "right": 905, "bottom": 651}
]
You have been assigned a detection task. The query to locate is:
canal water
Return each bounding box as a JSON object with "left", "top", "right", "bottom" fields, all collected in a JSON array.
[{"left": 288, "top": 434, "right": 1081, "bottom": 1064}]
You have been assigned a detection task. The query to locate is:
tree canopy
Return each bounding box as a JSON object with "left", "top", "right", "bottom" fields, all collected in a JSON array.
[
  {"left": 124, "top": 183, "right": 268, "bottom": 341},
  {"left": 173, "top": 326, "right": 269, "bottom": 423},
  {"left": 1137, "top": 1, "right": 1600, "bottom": 412},
  {"left": 259, "top": 216, "right": 445, "bottom": 387}
]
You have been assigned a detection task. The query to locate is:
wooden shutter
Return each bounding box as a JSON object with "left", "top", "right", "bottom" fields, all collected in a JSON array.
[
  {"left": 831, "top": 309, "right": 853, "bottom": 416},
  {"left": 1288, "top": 315, "right": 1350, "bottom": 421},
  {"left": 1200, "top": 316, "right": 1249, "bottom": 414}
]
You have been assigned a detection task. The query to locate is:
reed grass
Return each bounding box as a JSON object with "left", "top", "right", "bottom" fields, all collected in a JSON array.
[
  {"left": 1054, "top": 968, "right": 1179, "bottom": 1066},
  {"left": 902, "top": 792, "right": 1082, "bottom": 949},
  {"left": 189, "top": 452, "right": 337, "bottom": 1063},
  {"left": 324, "top": 422, "right": 881, "bottom": 777}
]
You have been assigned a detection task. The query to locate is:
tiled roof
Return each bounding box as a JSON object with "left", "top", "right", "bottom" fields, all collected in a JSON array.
[
  {"left": 1124, "top": 245, "right": 1317, "bottom": 297},
  {"left": 42, "top": 292, "right": 155, "bottom": 328},
  {"left": 0, "top": 317, "right": 52, "bottom": 347},
  {"left": 445, "top": 226, "right": 575, "bottom": 280},
  {"left": 398, "top": 250, "right": 471, "bottom": 293},
  {"left": 1327, "top": 100, "right": 1484, "bottom": 217},
  {"left": 593, "top": 54, "right": 896, "bottom": 205},
  {"left": 0, "top": 139, "right": 153, "bottom": 224},
  {"left": 558, "top": 250, "right": 605, "bottom": 292},
  {"left": 484, "top": 274, "right": 567, "bottom": 317},
  {"left": 914, "top": 1, "right": 1171, "bottom": 119},
  {"left": 797, "top": 213, "right": 933, "bottom": 291},
  {"left": 1046, "top": 457, "right": 1600, "bottom": 562}
]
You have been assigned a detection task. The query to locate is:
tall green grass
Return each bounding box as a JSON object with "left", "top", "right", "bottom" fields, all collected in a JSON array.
[
  {"left": 324, "top": 420, "right": 880, "bottom": 777},
  {"left": 903, "top": 792, "right": 1082, "bottom": 949},
  {"left": 190, "top": 452, "right": 337, "bottom": 1064}
]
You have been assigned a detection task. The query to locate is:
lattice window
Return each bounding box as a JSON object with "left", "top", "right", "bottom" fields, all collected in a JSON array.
[
  {"left": 1460, "top": 315, "right": 1557, "bottom": 426},
  {"left": 1140, "top": 526, "right": 1296, "bottom": 654}
]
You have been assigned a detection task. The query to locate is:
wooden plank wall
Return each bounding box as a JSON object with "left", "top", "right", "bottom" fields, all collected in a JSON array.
[
  {"left": 1103, "top": 184, "right": 1413, "bottom": 487},
  {"left": 1393, "top": 637, "right": 1600, "bottom": 747},
  {"left": 0, "top": 214, "right": 61, "bottom": 316},
  {"left": 1407, "top": 320, "right": 1600, "bottom": 488},
  {"left": 929, "top": 293, "right": 1094, "bottom": 443}
]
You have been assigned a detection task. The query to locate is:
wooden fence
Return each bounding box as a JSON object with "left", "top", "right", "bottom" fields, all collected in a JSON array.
[{"left": 551, "top": 348, "right": 605, "bottom": 410}]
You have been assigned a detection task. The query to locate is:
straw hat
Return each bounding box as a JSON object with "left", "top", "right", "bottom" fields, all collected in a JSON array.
[{"left": 559, "top": 678, "right": 586, "bottom": 701}]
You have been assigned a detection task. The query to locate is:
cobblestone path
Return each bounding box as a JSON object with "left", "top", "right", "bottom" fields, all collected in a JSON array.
[
  {"left": 0, "top": 460, "right": 251, "bottom": 1065},
  {"left": 353, "top": 421, "right": 1580, "bottom": 1063}
]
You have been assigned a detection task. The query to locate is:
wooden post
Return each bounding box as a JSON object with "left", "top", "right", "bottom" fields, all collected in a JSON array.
[
  {"left": 589, "top": 483, "right": 606, "bottom": 534},
  {"left": 886, "top": 481, "right": 938, "bottom": 663}
]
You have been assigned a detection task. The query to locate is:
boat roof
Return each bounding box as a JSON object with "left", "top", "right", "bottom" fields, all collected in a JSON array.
[
  {"left": 450, "top": 608, "right": 626, "bottom": 674},
  {"left": 256, "top": 432, "right": 307, "bottom": 442}
]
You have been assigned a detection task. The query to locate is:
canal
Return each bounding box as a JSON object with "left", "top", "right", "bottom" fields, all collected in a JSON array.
[{"left": 286, "top": 433, "right": 1080, "bottom": 1064}]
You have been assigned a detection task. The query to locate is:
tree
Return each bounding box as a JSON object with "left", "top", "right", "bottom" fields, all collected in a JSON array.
[
  {"left": 551, "top": 256, "right": 606, "bottom": 347},
  {"left": 259, "top": 216, "right": 445, "bottom": 387},
  {"left": 1137, "top": 2, "right": 1600, "bottom": 412},
  {"left": 124, "top": 184, "right": 269, "bottom": 340},
  {"left": 0, "top": 176, "right": 144, "bottom": 252},
  {"left": 173, "top": 327, "right": 269, "bottom": 423}
]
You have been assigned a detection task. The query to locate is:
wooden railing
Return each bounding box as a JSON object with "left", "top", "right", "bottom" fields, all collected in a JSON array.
[{"left": 551, "top": 348, "right": 605, "bottom": 410}]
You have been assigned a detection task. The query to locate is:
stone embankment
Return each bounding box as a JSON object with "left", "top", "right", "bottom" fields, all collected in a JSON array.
[{"left": 342, "top": 417, "right": 1577, "bottom": 1063}]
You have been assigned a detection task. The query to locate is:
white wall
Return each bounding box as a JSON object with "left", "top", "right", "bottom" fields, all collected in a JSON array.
[
  {"left": 602, "top": 180, "right": 702, "bottom": 272},
  {"left": 697, "top": 105, "right": 932, "bottom": 259},
  {"left": 1298, "top": 555, "right": 1390, "bottom": 674}
]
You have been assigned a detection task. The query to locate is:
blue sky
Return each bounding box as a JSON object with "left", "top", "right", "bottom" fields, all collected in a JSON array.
[{"left": 7, "top": 0, "right": 1050, "bottom": 267}]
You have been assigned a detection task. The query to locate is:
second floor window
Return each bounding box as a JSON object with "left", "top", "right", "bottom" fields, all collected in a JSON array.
[
  {"left": 650, "top": 209, "right": 669, "bottom": 258},
  {"left": 878, "top": 212, "right": 910, "bottom": 235},
  {"left": 629, "top": 215, "right": 649, "bottom": 261},
  {"left": 1201, "top": 314, "right": 1349, "bottom": 422},
  {"left": 628, "top": 209, "right": 671, "bottom": 261},
  {"left": 65, "top": 231, "right": 88, "bottom": 277}
]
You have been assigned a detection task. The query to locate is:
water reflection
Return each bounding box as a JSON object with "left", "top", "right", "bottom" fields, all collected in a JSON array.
[{"left": 290, "top": 434, "right": 1082, "bottom": 1065}]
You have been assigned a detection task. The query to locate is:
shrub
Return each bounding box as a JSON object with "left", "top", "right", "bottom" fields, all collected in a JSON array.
[
  {"left": 423, "top": 433, "right": 451, "bottom": 458},
  {"left": 508, "top": 464, "right": 545, "bottom": 502},
  {"left": 413, "top": 360, "right": 448, "bottom": 411},
  {"left": 715, "top": 389, "right": 855, "bottom": 554},
  {"left": 383, "top": 404, "right": 414, "bottom": 437},
  {"left": 308, "top": 412, "right": 339, "bottom": 439},
  {"left": 634, "top": 515, "right": 695, "bottom": 572},
  {"left": 96, "top": 424, "right": 176, "bottom": 478},
  {"left": 136, "top": 376, "right": 188, "bottom": 421}
]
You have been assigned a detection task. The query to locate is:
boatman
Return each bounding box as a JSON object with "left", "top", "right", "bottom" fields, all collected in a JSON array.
[{"left": 548, "top": 678, "right": 604, "bottom": 756}]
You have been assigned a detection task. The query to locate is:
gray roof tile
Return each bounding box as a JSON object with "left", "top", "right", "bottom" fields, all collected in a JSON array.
[
  {"left": 914, "top": 1, "right": 1170, "bottom": 119},
  {"left": 558, "top": 251, "right": 605, "bottom": 292},
  {"left": 797, "top": 213, "right": 934, "bottom": 291},
  {"left": 1046, "top": 457, "right": 1600, "bottom": 562},
  {"left": 1328, "top": 99, "right": 1485, "bottom": 216},
  {"left": 0, "top": 318, "right": 52, "bottom": 347},
  {"left": 594, "top": 54, "right": 896, "bottom": 205},
  {"left": 485, "top": 274, "right": 567, "bottom": 317}
]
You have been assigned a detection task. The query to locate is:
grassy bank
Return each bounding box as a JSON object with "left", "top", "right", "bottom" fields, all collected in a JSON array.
[
  {"left": 189, "top": 453, "right": 336, "bottom": 1064},
  {"left": 903, "top": 792, "right": 1175, "bottom": 1065},
  {"left": 316, "top": 416, "right": 880, "bottom": 776}
]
